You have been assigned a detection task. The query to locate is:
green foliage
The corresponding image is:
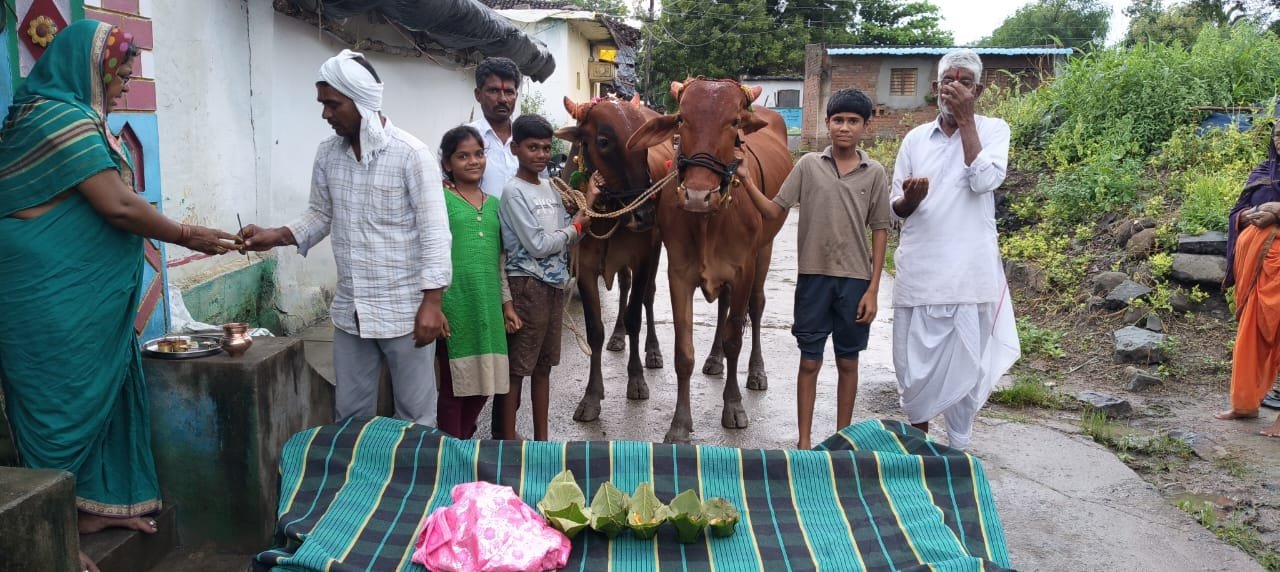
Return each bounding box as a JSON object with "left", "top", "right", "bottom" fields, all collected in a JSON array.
[
  {"left": 980, "top": 0, "right": 1110, "bottom": 50},
  {"left": 567, "top": 0, "right": 629, "bottom": 16},
  {"left": 1150, "top": 252, "right": 1174, "bottom": 278},
  {"left": 990, "top": 373, "right": 1069, "bottom": 408},
  {"left": 1001, "top": 228, "right": 1089, "bottom": 291},
  {"left": 1040, "top": 153, "right": 1144, "bottom": 224},
  {"left": 1178, "top": 498, "right": 1280, "bottom": 571},
  {"left": 1016, "top": 319, "right": 1067, "bottom": 359},
  {"left": 642, "top": 0, "right": 952, "bottom": 107}
]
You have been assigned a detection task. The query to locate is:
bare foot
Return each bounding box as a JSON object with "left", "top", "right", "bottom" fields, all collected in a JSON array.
[
  {"left": 1214, "top": 409, "right": 1260, "bottom": 420},
  {"left": 78, "top": 513, "right": 158, "bottom": 535},
  {"left": 79, "top": 550, "right": 100, "bottom": 572},
  {"left": 1261, "top": 416, "right": 1280, "bottom": 438}
]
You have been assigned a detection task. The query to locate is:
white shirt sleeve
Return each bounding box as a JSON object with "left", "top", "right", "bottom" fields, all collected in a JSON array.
[
  {"left": 964, "top": 118, "right": 1010, "bottom": 194},
  {"left": 286, "top": 146, "right": 334, "bottom": 256},
  {"left": 406, "top": 145, "right": 452, "bottom": 291}
]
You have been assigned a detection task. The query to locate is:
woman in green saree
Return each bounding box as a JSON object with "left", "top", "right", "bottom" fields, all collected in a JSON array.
[{"left": 0, "top": 19, "right": 239, "bottom": 571}]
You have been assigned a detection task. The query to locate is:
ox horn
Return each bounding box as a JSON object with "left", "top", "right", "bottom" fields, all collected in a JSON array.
[
  {"left": 630, "top": 93, "right": 642, "bottom": 107},
  {"left": 563, "top": 96, "right": 582, "bottom": 120}
]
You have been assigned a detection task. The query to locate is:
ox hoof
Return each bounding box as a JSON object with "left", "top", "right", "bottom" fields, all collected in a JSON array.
[
  {"left": 627, "top": 379, "right": 650, "bottom": 400},
  {"left": 574, "top": 398, "right": 602, "bottom": 422},
  {"left": 722, "top": 403, "right": 749, "bottom": 429},
  {"left": 702, "top": 357, "right": 725, "bottom": 377},
  {"left": 746, "top": 370, "right": 768, "bottom": 391},
  {"left": 606, "top": 335, "right": 626, "bottom": 352},
  {"left": 645, "top": 348, "right": 664, "bottom": 369},
  {"left": 664, "top": 426, "right": 692, "bottom": 444}
]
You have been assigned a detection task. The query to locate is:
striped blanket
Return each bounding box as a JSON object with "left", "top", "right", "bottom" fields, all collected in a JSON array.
[{"left": 254, "top": 417, "right": 1011, "bottom": 571}]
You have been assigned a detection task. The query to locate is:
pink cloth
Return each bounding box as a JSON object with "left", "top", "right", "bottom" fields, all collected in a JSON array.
[{"left": 413, "top": 481, "right": 571, "bottom": 572}]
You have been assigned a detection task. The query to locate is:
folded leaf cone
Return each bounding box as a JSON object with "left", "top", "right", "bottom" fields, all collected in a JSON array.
[
  {"left": 703, "top": 497, "right": 740, "bottom": 537},
  {"left": 626, "top": 483, "right": 669, "bottom": 539},
  {"left": 537, "top": 469, "right": 590, "bottom": 539},
  {"left": 589, "top": 481, "right": 630, "bottom": 539},
  {"left": 668, "top": 489, "right": 707, "bottom": 543}
]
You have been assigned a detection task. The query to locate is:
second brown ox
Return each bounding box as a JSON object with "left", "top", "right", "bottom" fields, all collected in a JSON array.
[{"left": 627, "top": 78, "right": 793, "bottom": 443}]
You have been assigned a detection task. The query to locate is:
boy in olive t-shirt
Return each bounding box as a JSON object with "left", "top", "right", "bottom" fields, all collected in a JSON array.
[{"left": 743, "top": 88, "right": 892, "bottom": 449}]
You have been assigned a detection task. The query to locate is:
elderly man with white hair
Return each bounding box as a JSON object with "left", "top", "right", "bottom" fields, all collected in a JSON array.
[
  {"left": 888, "top": 48, "right": 1021, "bottom": 450},
  {"left": 241, "top": 50, "right": 452, "bottom": 426}
]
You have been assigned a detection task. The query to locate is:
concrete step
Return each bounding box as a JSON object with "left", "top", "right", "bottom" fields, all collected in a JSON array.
[
  {"left": 152, "top": 548, "right": 255, "bottom": 571},
  {"left": 80, "top": 504, "right": 178, "bottom": 572},
  {"left": 0, "top": 467, "right": 79, "bottom": 572}
]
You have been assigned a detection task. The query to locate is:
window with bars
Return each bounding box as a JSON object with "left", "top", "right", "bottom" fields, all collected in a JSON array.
[
  {"left": 889, "top": 68, "right": 917, "bottom": 96},
  {"left": 775, "top": 89, "right": 800, "bottom": 108}
]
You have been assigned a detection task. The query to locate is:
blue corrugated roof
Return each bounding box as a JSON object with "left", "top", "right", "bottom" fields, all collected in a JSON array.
[{"left": 827, "top": 47, "right": 1073, "bottom": 56}]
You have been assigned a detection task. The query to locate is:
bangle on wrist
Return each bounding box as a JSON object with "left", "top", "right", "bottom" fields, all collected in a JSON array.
[
  {"left": 178, "top": 224, "right": 192, "bottom": 243},
  {"left": 573, "top": 220, "right": 584, "bottom": 235}
]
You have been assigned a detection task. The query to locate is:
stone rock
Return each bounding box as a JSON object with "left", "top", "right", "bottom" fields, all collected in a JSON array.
[
  {"left": 1105, "top": 280, "right": 1153, "bottom": 310},
  {"left": 1113, "top": 326, "right": 1169, "bottom": 364},
  {"left": 1088, "top": 296, "right": 1107, "bottom": 311},
  {"left": 1077, "top": 391, "right": 1133, "bottom": 418},
  {"left": 1177, "top": 231, "right": 1228, "bottom": 256},
  {"left": 1112, "top": 217, "right": 1156, "bottom": 246},
  {"left": 1168, "top": 430, "right": 1227, "bottom": 460},
  {"left": 1006, "top": 261, "right": 1047, "bottom": 293},
  {"left": 1123, "top": 306, "right": 1148, "bottom": 325},
  {"left": 1090, "top": 271, "right": 1128, "bottom": 296},
  {"left": 1171, "top": 253, "right": 1227, "bottom": 288},
  {"left": 1127, "top": 228, "right": 1159, "bottom": 257},
  {"left": 1144, "top": 313, "right": 1164, "bottom": 333},
  {"left": 1170, "top": 289, "right": 1194, "bottom": 313},
  {"left": 1124, "top": 366, "right": 1163, "bottom": 392}
]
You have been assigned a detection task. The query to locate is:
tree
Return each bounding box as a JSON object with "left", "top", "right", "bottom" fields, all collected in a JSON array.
[
  {"left": 978, "top": 0, "right": 1110, "bottom": 50},
  {"left": 1123, "top": 0, "right": 1280, "bottom": 46},
  {"left": 568, "top": 0, "right": 629, "bottom": 16},
  {"left": 640, "top": 0, "right": 952, "bottom": 107}
]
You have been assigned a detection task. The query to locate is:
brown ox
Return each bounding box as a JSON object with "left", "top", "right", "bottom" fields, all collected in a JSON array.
[
  {"left": 627, "top": 79, "right": 792, "bottom": 443},
  {"left": 554, "top": 96, "right": 672, "bottom": 422}
]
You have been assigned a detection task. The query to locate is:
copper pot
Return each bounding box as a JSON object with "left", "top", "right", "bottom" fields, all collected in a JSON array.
[{"left": 220, "top": 323, "right": 253, "bottom": 358}]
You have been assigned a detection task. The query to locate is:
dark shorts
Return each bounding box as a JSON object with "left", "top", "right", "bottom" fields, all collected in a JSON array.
[
  {"left": 792, "top": 274, "right": 871, "bottom": 361},
  {"left": 507, "top": 276, "right": 567, "bottom": 377}
]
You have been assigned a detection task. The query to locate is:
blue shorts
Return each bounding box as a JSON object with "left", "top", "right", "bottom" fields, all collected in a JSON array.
[{"left": 792, "top": 274, "right": 871, "bottom": 361}]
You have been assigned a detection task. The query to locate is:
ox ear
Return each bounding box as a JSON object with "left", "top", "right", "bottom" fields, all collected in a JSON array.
[
  {"left": 563, "top": 96, "right": 580, "bottom": 118},
  {"left": 746, "top": 84, "right": 763, "bottom": 104},
  {"left": 670, "top": 81, "right": 684, "bottom": 102},
  {"left": 630, "top": 93, "right": 642, "bottom": 107},
  {"left": 740, "top": 109, "right": 769, "bottom": 135},
  {"left": 627, "top": 114, "right": 679, "bottom": 152},
  {"left": 554, "top": 125, "right": 581, "bottom": 143}
]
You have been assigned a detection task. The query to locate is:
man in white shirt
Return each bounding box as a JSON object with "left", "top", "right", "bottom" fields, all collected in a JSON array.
[
  {"left": 889, "top": 49, "right": 1021, "bottom": 450},
  {"left": 241, "top": 50, "right": 451, "bottom": 426},
  {"left": 468, "top": 57, "right": 522, "bottom": 198}
]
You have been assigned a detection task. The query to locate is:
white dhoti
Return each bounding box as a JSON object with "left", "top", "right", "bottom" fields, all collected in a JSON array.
[{"left": 892, "top": 288, "right": 1020, "bottom": 449}]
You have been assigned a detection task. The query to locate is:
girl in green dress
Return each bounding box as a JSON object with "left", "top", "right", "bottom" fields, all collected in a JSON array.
[{"left": 436, "top": 126, "right": 522, "bottom": 438}]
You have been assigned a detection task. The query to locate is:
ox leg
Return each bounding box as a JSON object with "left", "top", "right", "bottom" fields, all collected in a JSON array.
[
  {"left": 701, "top": 296, "right": 729, "bottom": 376},
  {"left": 607, "top": 269, "right": 631, "bottom": 352},
  {"left": 665, "top": 279, "right": 698, "bottom": 444},
  {"left": 624, "top": 262, "right": 652, "bottom": 400},
  {"left": 643, "top": 246, "right": 664, "bottom": 369},
  {"left": 747, "top": 245, "right": 773, "bottom": 391},
  {"left": 574, "top": 275, "right": 607, "bottom": 422},
  {"left": 721, "top": 283, "right": 752, "bottom": 429}
]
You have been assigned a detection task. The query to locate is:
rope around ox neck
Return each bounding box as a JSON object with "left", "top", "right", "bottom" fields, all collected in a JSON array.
[{"left": 551, "top": 170, "right": 677, "bottom": 220}]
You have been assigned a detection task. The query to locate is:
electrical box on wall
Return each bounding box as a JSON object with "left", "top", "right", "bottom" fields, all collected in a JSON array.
[{"left": 588, "top": 61, "right": 616, "bottom": 82}]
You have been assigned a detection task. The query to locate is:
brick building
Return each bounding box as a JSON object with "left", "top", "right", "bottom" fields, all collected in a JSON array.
[{"left": 801, "top": 45, "right": 1072, "bottom": 148}]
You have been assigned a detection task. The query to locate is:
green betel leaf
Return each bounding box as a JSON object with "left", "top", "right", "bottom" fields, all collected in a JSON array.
[
  {"left": 668, "top": 489, "right": 707, "bottom": 543},
  {"left": 589, "top": 481, "right": 630, "bottom": 539},
  {"left": 568, "top": 170, "right": 588, "bottom": 190},
  {"left": 538, "top": 470, "right": 590, "bottom": 539},
  {"left": 627, "top": 483, "right": 670, "bottom": 540},
  {"left": 703, "top": 497, "right": 740, "bottom": 538}
]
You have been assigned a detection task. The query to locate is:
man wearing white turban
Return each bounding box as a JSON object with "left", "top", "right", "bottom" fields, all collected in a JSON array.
[{"left": 242, "top": 50, "right": 452, "bottom": 426}]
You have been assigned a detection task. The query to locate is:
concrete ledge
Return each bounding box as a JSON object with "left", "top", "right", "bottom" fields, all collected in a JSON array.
[
  {"left": 145, "top": 337, "right": 333, "bottom": 551},
  {"left": 81, "top": 504, "right": 177, "bottom": 572},
  {"left": 0, "top": 467, "right": 78, "bottom": 572}
]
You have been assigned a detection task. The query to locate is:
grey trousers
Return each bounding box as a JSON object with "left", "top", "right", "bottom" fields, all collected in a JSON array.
[{"left": 333, "top": 328, "right": 437, "bottom": 426}]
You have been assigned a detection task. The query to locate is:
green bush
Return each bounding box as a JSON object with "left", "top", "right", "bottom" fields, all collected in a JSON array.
[{"left": 1039, "top": 153, "right": 1144, "bottom": 224}]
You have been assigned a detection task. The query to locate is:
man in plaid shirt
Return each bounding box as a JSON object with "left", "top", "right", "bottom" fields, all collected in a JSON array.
[{"left": 242, "top": 50, "right": 451, "bottom": 426}]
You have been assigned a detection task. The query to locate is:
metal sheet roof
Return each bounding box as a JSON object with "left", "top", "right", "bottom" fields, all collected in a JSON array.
[{"left": 828, "top": 47, "right": 1073, "bottom": 56}]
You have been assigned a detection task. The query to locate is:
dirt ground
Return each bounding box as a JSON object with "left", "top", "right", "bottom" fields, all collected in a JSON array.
[{"left": 1001, "top": 294, "right": 1280, "bottom": 566}]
